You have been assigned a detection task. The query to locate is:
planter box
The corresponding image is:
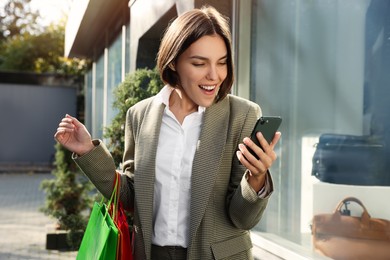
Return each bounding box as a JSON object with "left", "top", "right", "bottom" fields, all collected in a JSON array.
[
  {"left": 46, "top": 230, "right": 70, "bottom": 250},
  {"left": 46, "top": 230, "right": 84, "bottom": 251}
]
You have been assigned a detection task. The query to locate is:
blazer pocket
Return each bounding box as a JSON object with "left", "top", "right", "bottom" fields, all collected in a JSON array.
[{"left": 211, "top": 233, "right": 252, "bottom": 259}]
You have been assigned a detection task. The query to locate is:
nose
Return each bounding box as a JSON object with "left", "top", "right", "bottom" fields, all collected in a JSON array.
[{"left": 206, "top": 65, "right": 218, "bottom": 81}]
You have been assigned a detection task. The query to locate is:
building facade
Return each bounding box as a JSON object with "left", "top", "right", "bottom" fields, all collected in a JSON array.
[{"left": 65, "top": 0, "right": 390, "bottom": 259}]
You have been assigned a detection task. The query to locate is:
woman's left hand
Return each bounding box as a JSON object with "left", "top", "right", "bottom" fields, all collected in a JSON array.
[{"left": 236, "top": 132, "right": 281, "bottom": 192}]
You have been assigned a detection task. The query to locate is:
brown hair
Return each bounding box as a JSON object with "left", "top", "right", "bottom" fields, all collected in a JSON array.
[{"left": 157, "top": 6, "right": 234, "bottom": 102}]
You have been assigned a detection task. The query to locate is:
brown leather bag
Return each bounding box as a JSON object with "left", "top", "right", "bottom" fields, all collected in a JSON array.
[{"left": 311, "top": 197, "right": 390, "bottom": 260}]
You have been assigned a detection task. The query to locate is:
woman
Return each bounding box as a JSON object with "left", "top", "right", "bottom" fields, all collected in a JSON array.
[{"left": 55, "top": 5, "right": 281, "bottom": 260}]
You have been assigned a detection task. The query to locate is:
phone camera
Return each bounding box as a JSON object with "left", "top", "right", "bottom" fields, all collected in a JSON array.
[{"left": 260, "top": 118, "right": 269, "bottom": 124}]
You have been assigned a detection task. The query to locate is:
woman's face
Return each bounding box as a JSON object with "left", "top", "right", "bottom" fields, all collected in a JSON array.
[{"left": 175, "top": 34, "right": 228, "bottom": 108}]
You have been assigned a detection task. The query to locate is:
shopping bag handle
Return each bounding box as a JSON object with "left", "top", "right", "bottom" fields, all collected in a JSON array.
[
  {"left": 106, "top": 172, "right": 120, "bottom": 220},
  {"left": 106, "top": 172, "right": 121, "bottom": 221},
  {"left": 113, "top": 172, "right": 121, "bottom": 222}
]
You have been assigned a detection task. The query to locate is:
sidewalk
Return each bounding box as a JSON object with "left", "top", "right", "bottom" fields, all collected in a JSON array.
[{"left": 0, "top": 173, "right": 77, "bottom": 260}]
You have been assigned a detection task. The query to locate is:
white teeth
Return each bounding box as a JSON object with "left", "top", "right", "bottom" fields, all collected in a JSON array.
[{"left": 200, "top": 85, "right": 216, "bottom": 91}]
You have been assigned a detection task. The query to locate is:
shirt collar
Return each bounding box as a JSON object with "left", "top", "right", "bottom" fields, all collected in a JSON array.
[{"left": 156, "top": 85, "right": 206, "bottom": 114}]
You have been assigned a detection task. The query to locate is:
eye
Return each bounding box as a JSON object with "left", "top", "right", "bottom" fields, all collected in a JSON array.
[
  {"left": 218, "top": 60, "right": 227, "bottom": 66},
  {"left": 192, "top": 63, "right": 205, "bottom": 67}
]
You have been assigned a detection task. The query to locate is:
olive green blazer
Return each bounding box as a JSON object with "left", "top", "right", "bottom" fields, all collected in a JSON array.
[{"left": 74, "top": 94, "right": 273, "bottom": 260}]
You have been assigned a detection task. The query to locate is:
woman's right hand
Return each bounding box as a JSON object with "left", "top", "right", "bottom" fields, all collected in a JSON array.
[{"left": 54, "top": 114, "right": 95, "bottom": 156}]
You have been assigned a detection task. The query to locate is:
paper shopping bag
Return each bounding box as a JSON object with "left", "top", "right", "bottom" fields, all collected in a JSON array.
[
  {"left": 76, "top": 201, "right": 119, "bottom": 260},
  {"left": 77, "top": 178, "right": 120, "bottom": 260}
]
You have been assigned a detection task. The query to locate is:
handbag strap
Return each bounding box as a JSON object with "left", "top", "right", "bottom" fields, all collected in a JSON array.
[{"left": 334, "top": 197, "right": 371, "bottom": 225}]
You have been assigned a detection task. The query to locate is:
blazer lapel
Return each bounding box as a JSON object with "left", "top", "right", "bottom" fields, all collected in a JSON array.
[
  {"left": 134, "top": 99, "right": 164, "bottom": 254},
  {"left": 189, "top": 97, "right": 230, "bottom": 242}
]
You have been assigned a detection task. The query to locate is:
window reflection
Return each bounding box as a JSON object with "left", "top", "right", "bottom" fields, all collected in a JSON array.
[
  {"left": 107, "top": 35, "right": 122, "bottom": 126},
  {"left": 94, "top": 55, "right": 104, "bottom": 139},
  {"left": 251, "top": 0, "right": 390, "bottom": 253}
]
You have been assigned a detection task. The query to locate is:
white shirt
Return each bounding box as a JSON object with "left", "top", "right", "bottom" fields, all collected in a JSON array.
[{"left": 152, "top": 86, "right": 205, "bottom": 247}]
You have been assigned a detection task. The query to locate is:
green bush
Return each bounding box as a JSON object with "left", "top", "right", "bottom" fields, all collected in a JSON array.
[
  {"left": 40, "top": 143, "right": 94, "bottom": 250},
  {"left": 104, "top": 67, "right": 163, "bottom": 166}
]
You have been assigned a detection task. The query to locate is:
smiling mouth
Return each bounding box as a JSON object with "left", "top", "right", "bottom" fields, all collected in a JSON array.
[{"left": 199, "top": 85, "right": 216, "bottom": 92}]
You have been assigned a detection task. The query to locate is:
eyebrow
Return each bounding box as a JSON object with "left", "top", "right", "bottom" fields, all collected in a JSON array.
[{"left": 189, "top": 55, "right": 228, "bottom": 61}]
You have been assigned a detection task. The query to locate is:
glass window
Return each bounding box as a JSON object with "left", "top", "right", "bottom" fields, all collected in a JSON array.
[
  {"left": 85, "top": 69, "right": 93, "bottom": 131},
  {"left": 125, "top": 22, "right": 131, "bottom": 74},
  {"left": 107, "top": 35, "right": 122, "bottom": 125},
  {"left": 94, "top": 55, "right": 104, "bottom": 139},
  {"left": 250, "top": 0, "right": 390, "bottom": 255}
]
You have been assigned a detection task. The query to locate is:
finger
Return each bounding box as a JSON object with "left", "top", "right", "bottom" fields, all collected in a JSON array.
[
  {"left": 236, "top": 150, "right": 260, "bottom": 173},
  {"left": 54, "top": 129, "right": 63, "bottom": 139},
  {"left": 265, "top": 132, "right": 281, "bottom": 162},
  {"left": 260, "top": 153, "right": 274, "bottom": 169},
  {"left": 254, "top": 132, "right": 268, "bottom": 151},
  {"left": 256, "top": 140, "right": 277, "bottom": 167},
  {"left": 242, "top": 138, "right": 274, "bottom": 172},
  {"left": 238, "top": 144, "right": 268, "bottom": 174},
  {"left": 57, "top": 119, "right": 76, "bottom": 133},
  {"left": 257, "top": 132, "right": 279, "bottom": 160},
  {"left": 66, "top": 114, "right": 83, "bottom": 127},
  {"left": 239, "top": 141, "right": 262, "bottom": 163},
  {"left": 56, "top": 117, "right": 73, "bottom": 130},
  {"left": 58, "top": 120, "right": 74, "bottom": 128},
  {"left": 236, "top": 150, "right": 247, "bottom": 164},
  {"left": 247, "top": 136, "right": 275, "bottom": 169},
  {"left": 56, "top": 126, "right": 74, "bottom": 133},
  {"left": 54, "top": 130, "right": 70, "bottom": 144},
  {"left": 243, "top": 137, "right": 265, "bottom": 158},
  {"left": 55, "top": 127, "right": 73, "bottom": 136},
  {"left": 269, "top": 132, "right": 282, "bottom": 149}
]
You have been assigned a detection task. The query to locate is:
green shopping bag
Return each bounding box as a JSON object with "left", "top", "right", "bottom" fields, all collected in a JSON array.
[{"left": 77, "top": 185, "right": 119, "bottom": 259}]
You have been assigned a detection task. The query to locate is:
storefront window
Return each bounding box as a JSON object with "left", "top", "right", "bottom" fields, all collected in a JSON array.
[
  {"left": 85, "top": 70, "right": 93, "bottom": 131},
  {"left": 250, "top": 0, "right": 390, "bottom": 255},
  {"left": 125, "top": 23, "right": 131, "bottom": 74},
  {"left": 94, "top": 55, "right": 104, "bottom": 139},
  {"left": 107, "top": 35, "right": 122, "bottom": 125}
]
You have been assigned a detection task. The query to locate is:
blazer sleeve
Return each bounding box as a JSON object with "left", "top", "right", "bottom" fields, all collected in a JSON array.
[
  {"left": 74, "top": 97, "right": 155, "bottom": 212},
  {"left": 72, "top": 140, "right": 118, "bottom": 199},
  {"left": 227, "top": 101, "right": 274, "bottom": 230},
  {"left": 229, "top": 170, "right": 274, "bottom": 230},
  {"left": 72, "top": 106, "right": 140, "bottom": 211}
]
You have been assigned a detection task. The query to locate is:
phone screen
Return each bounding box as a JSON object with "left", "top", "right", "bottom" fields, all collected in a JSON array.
[{"left": 247, "top": 116, "right": 282, "bottom": 159}]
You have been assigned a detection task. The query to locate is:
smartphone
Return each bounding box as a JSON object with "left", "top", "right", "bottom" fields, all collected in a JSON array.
[{"left": 247, "top": 116, "right": 282, "bottom": 159}]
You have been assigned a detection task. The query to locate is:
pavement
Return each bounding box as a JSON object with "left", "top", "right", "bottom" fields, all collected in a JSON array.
[{"left": 0, "top": 173, "right": 77, "bottom": 260}]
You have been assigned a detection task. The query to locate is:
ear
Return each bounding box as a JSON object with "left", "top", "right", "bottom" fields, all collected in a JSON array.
[{"left": 168, "top": 63, "right": 176, "bottom": 71}]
